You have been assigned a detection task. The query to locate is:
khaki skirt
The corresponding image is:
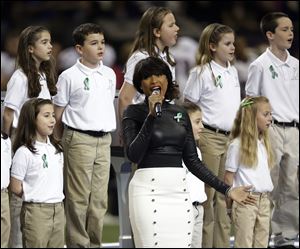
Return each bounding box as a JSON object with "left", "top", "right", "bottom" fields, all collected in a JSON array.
[{"left": 128, "top": 167, "right": 194, "bottom": 248}]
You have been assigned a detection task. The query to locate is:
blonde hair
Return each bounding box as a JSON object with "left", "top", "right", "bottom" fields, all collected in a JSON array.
[
  {"left": 230, "top": 96, "right": 274, "bottom": 169},
  {"left": 196, "top": 23, "right": 234, "bottom": 68}
]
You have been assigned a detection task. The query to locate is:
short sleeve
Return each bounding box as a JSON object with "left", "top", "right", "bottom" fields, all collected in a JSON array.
[
  {"left": 183, "top": 67, "right": 202, "bottom": 103},
  {"left": 52, "top": 74, "right": 70, "bottom": 107},
  {"left": 4, "top": 70, "right": 27, "bottom": 111},
  {"left": 225, "top": 141, "right": 240, "bottom": 172},
  {"left": 124, "top": 51, "right": 149, "bottom": 84},
  {"left": 245, "top": 62, "right": 262, "bottom": 97},
  {"left": 11, "top": 147, "right": 30, "bottom": 181}
]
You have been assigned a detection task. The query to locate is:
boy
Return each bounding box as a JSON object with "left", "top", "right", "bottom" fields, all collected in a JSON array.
[
  {"left": 53, "top": 23, "right": 116, "bottom": 247},
  {"left": 245, "top": 12, "right": 299, "bottom": 248}
]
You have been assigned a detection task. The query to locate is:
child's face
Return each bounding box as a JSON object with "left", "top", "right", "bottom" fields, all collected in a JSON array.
[
  {"left": 76, "top": 33, "right": 105, "bottom": 68},
  {"left": 155, "top": 13, "right": 179, "bottom": 49},
  {"left": 210, "top": 32, "right": 235, "bottom": 67},
  {"left": 271, "top": 17, "right": 294, "bottom": 50},
  {"left": 29, "top": 31, "right": 52, "bottom": 65},
  {"left": 256, "top": 102, "right": 272, "bottom": 134},
  {"left": 35, "top": 104, "right": 56, "bottom": 142},
  {"left": 189, "top": 110, "right": 203, "bottom": 141}
]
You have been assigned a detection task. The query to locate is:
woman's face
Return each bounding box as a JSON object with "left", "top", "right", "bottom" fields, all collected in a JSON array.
[{"left": 141, "top": 74, "right": 168, "bottom": 97}]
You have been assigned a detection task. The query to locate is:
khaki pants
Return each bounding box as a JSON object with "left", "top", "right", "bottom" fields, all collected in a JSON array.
[
  {"left": 269, "top": 125, "right": 299, "bottom": 246},
  {"left": 63, "top": 129, "right": 111, "bottom": 248},
  {"left": 191, "top": 204, "right": 204, "bottom": 248},
  {"left": 21, "top": 202, "right": 65, "bottom": 248},
  {"left": 233, "top": 193, "right": 270, "bottom": 248},
  {"left": 199, "top": 129, "right": 231, "bottom": 248},
  {"left": 1, "top": 190, "right": 10, "bottom": 248},
  {"left": 8, "top": 192, "right": 22, "bottom": 248}
]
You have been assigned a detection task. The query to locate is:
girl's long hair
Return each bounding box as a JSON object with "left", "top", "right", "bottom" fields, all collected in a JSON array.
[
  {"left": 129, "top": 7, "right": 176, "bottom": 67},
  {"left": 13, "top": 98, "right": 63, "bottom": 154},
  {"left": 17, "top": 26, "right": 57, "bottom": 98},
  {"left": 229, "top": 96, "right": 274, "bottom": 168}
]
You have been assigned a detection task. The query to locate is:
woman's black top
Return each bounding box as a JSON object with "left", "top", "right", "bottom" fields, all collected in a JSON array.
[{"left": 122, "top": 100, "right": 230, "bottom": 195}]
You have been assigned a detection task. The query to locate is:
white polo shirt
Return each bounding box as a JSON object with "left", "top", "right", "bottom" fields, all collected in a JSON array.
[
  {"left": 225, "top": 138, "right": 273, "bottom": 193},
  {"left": 1, "top": 135, "right": 11, "bottom": 189},
  {"left": 11, "top": 138, "right": 64, "bottom": 203},
  {"left": 183, "top": 147, "right": 207, "bottom": 203},
  {"left": 183, "top": 60, "right": 241, "bottom": 131},
  {"left": 53, "top": 59, "right": 116, "bottom": 132},
  {"left": 246, "top": 48, "right": 299, "bottom": 122},
  {"left": 124, "top": 50, "right": 176, "bottom": 104},
  {"left": 4, "top": 69, "right": 51, "bottom": 128}
]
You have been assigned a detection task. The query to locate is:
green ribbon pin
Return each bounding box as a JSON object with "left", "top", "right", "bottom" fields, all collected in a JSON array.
[
  {"left": 215, "top": 75, "right": 223, "bottom": 88},
  {"left": 84, "top": 77, "right": 90, "bottom": 90},
  {"left": 42, "top": 154, "right": 48, "bottom": 168},
  {"left": 269, "top": 65, "right": 278, "bottom": 79},
  {"left": 174, "top": 112, "right": 183, "bottom": 122}
]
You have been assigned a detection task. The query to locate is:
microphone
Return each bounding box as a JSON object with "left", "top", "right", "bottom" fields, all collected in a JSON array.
[{"left": 152, "top": 87, "right": 162, "bottom": 117}]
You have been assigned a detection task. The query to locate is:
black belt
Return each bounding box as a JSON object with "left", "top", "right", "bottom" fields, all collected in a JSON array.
[
  {"left": 67, "top": 126, "right": 108, "bottom": 137},
  {"left": 273, "top": 120, "right": 299, "bottom": 129},
  {"left": 203, "top": 124, "right": 230, "bottom": 136},
  {"left": 192, "top": 201, "right": 201, "bottom": 206}
]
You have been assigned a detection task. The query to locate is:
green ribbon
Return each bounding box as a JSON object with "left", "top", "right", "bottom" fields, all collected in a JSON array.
[
  {"left": 84, "top": 77, "right": 90, "bottom": 90},
  {"left": 215, "top": 75, "right": 223, "bottom": 88},
  {"left": 269, "top": 65, "right": 278, "bottom": 79},
  {"left": 240, "top": 98, "right": 254, "bottom": 108},
  {"left": 42, "top": 154, "right": 48, "bottom": 168},
  {"left": 174, "top": 112, "right": 183, "bottom": 122}
]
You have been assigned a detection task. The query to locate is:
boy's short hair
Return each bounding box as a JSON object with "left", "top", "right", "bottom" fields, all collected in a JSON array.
[
  {"left": 72, "top": 23, "right": 103, "bottom": 46},
  {"left": 260, "top": 12, "right": 289, "bottom": 36}
]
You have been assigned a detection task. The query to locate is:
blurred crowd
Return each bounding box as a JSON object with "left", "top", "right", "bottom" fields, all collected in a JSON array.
[{"left": 1, "top": 1, "right": 299, "bottom": 93}]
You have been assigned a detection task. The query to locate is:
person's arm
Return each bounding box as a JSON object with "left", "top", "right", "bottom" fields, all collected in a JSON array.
[
  {"left": 224, "top": 170, "right": 235, "bottom": 216},
  {"left": 182, "top": 115, "right": 256, "bottom": 205},
  {"left": 2, "top": 106, "right": 14, "bottom": 136},
  {"left": 118, "top": 82, "right": 137, "bottom": 123},
  {"left": 54, "top": 105, "right": 65, "bottom": 140},
  {"left": 9, "top": 177, "right": 23, "bottom": 198}
]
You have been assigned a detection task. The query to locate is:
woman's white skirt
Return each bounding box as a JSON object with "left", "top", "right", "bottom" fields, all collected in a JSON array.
[{"left": 128, "top": 167, "right": 194, "bottom": 248}]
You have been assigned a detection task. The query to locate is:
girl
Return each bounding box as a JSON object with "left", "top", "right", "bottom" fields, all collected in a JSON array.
[
  {"left": 224, "top": 96, "right": 274, "bottom": 248},
  {"left": 182, "top": 101, "right": 207, "bottom": 248},
  {"left": 1, "top": 131, "right": 11, "bottom": 248},
  {"left": 3, "top": 25, "right": 56, "bottom": 137},
  {"left": 122, "top": 57, "right": 255, "bottom": 248},
  {"left": 2, "top": 25, "right": 56, "bottom": 248},
  {"left": 183, "top": 23, "right": 241, "bottom": 248},
  {"left": 10, "top": 98, "right": 65, "bottom": 248},
  {"left": 118, "top": 6, "right": 180, "bottom": 123}
]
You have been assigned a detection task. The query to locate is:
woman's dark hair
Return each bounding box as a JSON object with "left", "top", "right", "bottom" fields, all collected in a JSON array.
[{"left": 132, "top": 57, "right": 179, "bottom": 100}]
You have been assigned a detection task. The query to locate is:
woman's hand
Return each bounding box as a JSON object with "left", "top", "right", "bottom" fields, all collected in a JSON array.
[
  {"left": 229, "top": 185, "right": 257, "bottom": 205},
  {"left": 148, "top": 91, "right": 164, "bottom": 116}
]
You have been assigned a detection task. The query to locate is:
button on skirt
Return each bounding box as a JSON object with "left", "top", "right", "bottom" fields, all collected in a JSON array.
[{"left": 128, "top": 167, "right": 194, "bottom": 248}]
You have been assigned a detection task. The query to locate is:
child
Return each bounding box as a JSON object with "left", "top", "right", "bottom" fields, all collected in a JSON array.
[
  {"left": 245, "top": 12, "right": 299, "bottom": 247},
  {"left": 53, "top": 23, "right": 116, "bottom": 247},
  {"left": 224, "top": 96, "right": 274, "bottom": 248},
  {"left": 183, "top": 23, "right": 241, "bottom": 248},
  {"left": 9, "top": 98, "right": 64, "bottom": 248},
  {"left": 1, "top": 131, "right": 11, "bottom": 248},
  {"left": 118, "top": 6, "right": 180, "bottom": 123},
  {"left": 2, "top": 25, "right": 56, "bottom": 248},
  {"left": 182, "top": 101, "right": 207, "bottom": 248}
]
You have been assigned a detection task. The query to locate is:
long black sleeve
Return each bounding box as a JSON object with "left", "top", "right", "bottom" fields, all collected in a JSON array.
[{"left": 122, "top": 102, "right": 230, "bottom": 195}]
